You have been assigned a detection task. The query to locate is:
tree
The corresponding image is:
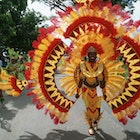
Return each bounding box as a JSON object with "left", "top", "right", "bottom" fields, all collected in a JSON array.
[
  {"left": 0, "top": 0, "right": 47, "bottom": 53},
  {"left": 107, "top": 0, "right": 137, "bottom": 13},
  {"left": 31, "top": 0, "right": 74, "bottom": 11},
  {"left": 32, "top": 0, "right": 138, "bottom": 13}
]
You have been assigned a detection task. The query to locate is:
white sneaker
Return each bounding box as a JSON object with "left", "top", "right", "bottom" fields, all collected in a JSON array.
[
  {"left": 94, "top": 126, "right": 98, "bottom": 131},
  {"left": 88, "top": 127, "right": 94, "bottom": 135}
]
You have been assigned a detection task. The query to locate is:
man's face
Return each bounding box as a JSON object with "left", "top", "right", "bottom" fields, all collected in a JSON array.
[{"left": 87, "top": 51, "right": 97, "bottom": 63}]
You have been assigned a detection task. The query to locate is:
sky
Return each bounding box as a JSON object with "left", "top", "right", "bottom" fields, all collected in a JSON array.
[
  {"left": 27, "top": 0, "right": 55, "bottom": 16},
  {"left": 28, "top": 0, "right": 140, "bottom": 21},
  {"left": 132, "top": 0, "right": 140, "bottom": 20}
]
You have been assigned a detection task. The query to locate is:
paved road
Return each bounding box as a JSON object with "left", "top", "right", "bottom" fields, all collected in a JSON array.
[{"left": 0, "top": 74, "right": 140, "bottom": 140}]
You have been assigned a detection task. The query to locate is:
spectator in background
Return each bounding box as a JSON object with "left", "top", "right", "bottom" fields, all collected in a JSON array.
[{"left": 0, "top": 59, "right": 7, "bottom": 109}]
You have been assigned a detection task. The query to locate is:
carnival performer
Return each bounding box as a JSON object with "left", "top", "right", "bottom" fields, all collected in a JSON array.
[
  {"left": 0, "top": 48, "right": 28, "bottom": 97},
  {"left": 5, "top": 50, "right": 20, "bottom": 78},
  {"left": 75, "top": 46, "right": 106, "bottom": 135},
  {"left": 0, "top": 89, "right": 7, "bottom": 109},
  {"left": 5, "top": 48, "right": 26, "bottom": 80},
  {"left": 0, "top": 60, "right": 7, "bottom": 109},
  {"left": 1, "top": 0, "right": 139, "bottom": 137}
]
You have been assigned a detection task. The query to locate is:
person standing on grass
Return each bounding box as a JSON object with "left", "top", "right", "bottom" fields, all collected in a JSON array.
[{"left": 0, "top": 59, "right": 7, "bottom": 109}]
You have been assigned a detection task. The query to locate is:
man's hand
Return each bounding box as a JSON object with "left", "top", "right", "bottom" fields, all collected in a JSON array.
[{"left": 75, "top": 93, "right": 80, "bottom": 99}]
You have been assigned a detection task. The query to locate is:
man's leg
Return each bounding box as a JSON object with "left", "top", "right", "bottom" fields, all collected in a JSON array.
[{"left": 0, "top": 90, "right": 7, "bottom": 109}]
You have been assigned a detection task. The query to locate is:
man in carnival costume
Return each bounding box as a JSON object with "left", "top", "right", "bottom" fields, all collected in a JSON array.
[
  {"left": 75, "top": 46, "right": 106, "bottom": 135},
  {"left": 0, "top": 0, "right": 140, "bottom": 137},
  {"left": 22, "top": 0, "right": 140, "bottom": 136}
]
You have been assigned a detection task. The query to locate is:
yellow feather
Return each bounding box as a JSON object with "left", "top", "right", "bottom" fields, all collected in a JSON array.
[
  {"left": 67, "top": 86, "right": 77, "bottom": 96},
  {"left": 6, "top": 89, "right": 20, "bottom": 96},
  {"left": 0, "top": 83, "right": 12, "bottom": 90},
  {"left": 65, "top": 82, "right": 77, "bottom": 93}
]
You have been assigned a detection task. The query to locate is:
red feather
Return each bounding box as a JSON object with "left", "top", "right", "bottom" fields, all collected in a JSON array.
[
  {"left": 27, "top": 92, "right": 34, "bottom": 96},
  {"left": 64, "top": 17, "right": 117, "bottom": 37},
  {"left": 39, "top": 26, "right": 56, "bottom": 35},
  {"left": 45, "top": 109, "right": 49, "bottom": 115},
  {"left": 28, "top": 50, "right": 35, "bottom": 59},
  {"left": 50, "top": 113, "right": 55, "bottom": 119},
  {"left": 54, "top": 117, "right": 59, "bottom": 125},
  {"left": 134, "top": 20, "right": 140, "bottom": 28},
  {"left": 36, "top": 101, "right": 44, "bottom": 109},
  {"left": 32, "top": 40, "right": 40, "bottom": 49},
  {"left": 24, "top": 70, "right": 31, "bottom": 80},
  {"left": 128, "top": 110, "right": 138, "bottom": 119},
  {"left": 119, "top": 117, "right": 128, "bottom": 125},
  {"left": 51, "top": 17, "right": 60, "bottom": 27},
  {"left": 81, "top": 43, "right": 103, "bottom": 56},
  {"left": 123, "top": 36, "right": 140, "bottom": 56},
  {"left": 10, "top": 77, "right": 21, "bottom": 93}
]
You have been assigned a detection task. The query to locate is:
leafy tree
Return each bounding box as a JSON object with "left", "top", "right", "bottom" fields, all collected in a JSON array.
[
  {"left": 105, "top": 0, "right": 137, "bottom": 13},
  {"left": 0, "top": 0, "right": 47, "bottom": 53},
  {"left": 32, "top": 0, "right": 138, "bottom": 13}
]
